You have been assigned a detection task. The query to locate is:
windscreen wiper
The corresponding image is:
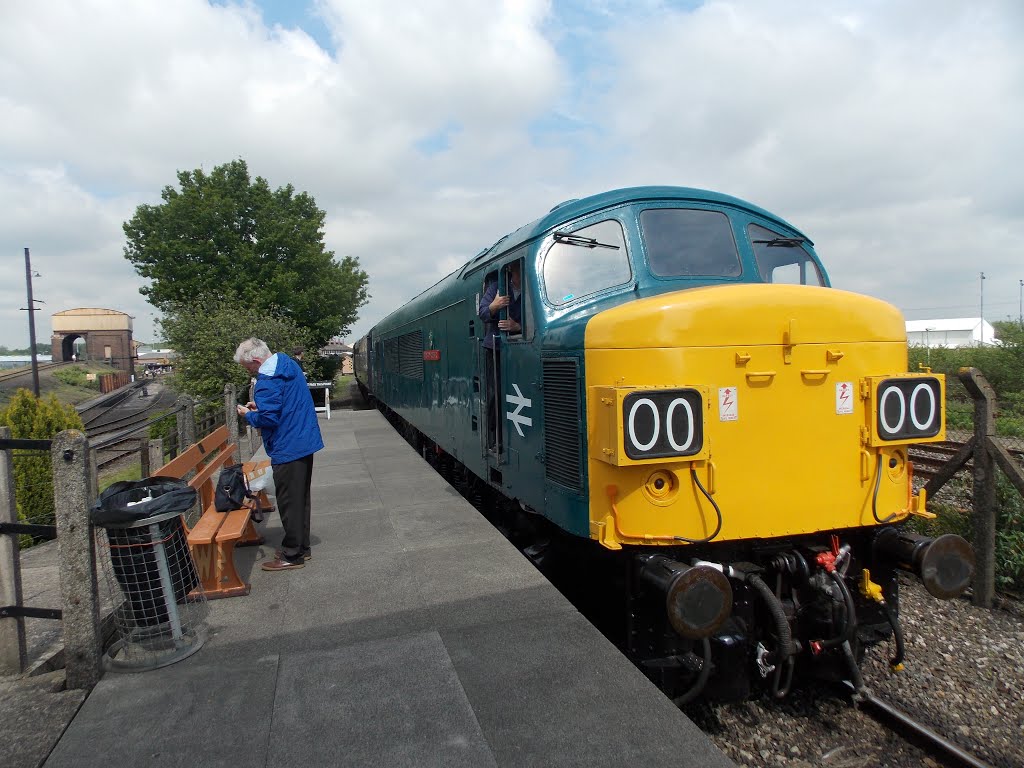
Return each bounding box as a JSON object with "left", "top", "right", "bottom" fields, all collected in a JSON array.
[
  {"left": 553, "top": 231, "right": 620, "bottom": 250},
  {"left": 752, "top": 237, "right": 806, "bottom": 248}
]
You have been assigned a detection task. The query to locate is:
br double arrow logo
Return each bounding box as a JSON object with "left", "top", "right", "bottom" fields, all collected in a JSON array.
[{"left": 505, "top": 384, "right": 533, "bottom": 437}]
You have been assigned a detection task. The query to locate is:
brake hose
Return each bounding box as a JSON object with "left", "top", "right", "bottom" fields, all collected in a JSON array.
[
  {"left": 871, "top": 453, "right": 897, "bottom": 524},
  {"left": 673, "top": 637, "right": 712, "bottom": 706},
  {"left": 749, "top": 573, "right": 795, "bottom": 698}
]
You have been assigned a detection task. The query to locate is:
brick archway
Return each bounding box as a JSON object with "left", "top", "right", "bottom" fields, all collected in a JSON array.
[{"left": 50, "top": 308, "right": 135, "bottom": 373}]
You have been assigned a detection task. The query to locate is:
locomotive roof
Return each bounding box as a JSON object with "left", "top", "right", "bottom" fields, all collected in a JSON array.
[{"left": 466, "top": 185, "right": 808, "bottom": 271}]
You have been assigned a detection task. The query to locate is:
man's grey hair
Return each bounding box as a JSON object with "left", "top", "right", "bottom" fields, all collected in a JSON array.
[{"left": 234, "top": 338, "right": 271, "bottom": 364}]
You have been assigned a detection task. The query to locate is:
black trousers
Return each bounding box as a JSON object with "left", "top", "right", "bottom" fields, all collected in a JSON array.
[{"left": 273, "top": 454, "right": 314, "bottom": 559}]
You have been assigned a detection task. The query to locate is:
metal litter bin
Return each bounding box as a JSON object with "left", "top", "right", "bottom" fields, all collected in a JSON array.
[{"left": 92, "top": 477, "right": 208, "bottom": 670}]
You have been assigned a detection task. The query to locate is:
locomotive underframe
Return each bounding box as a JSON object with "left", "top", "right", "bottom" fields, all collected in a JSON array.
[{"left": 625, "top": 534, "right": 899, "bottom": 703}]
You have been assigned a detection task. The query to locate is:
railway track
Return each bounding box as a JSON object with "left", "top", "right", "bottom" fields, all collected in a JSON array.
[
  {"left": 850, "top": 685, "right": 995, "bottom": 768},
  {"left": 87, "top": 383, "right": 180, "bottom": 470},
  {"left": 909, "top": 439, "right": 1024, "bottom": 479},
  {"left": 0, "top": 360, "right": 70, "bottom": 385}
]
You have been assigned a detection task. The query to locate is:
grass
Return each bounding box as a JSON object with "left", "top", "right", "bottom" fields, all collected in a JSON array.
[
  {"left": 98, "top": 464, "right": 142, "bottom": 493},
  {"left": 0, "top": 362, "right": 123, "bottom": 409}
]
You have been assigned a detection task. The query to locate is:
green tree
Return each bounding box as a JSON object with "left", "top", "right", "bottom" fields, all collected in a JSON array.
[
  {"left": 0, "top": 390, "right": 84, "bottom": 538},
  {"left": 123, "top": 159, "right": 369, "bottom": 347},
  {"left": 159, "top": 301, "right": 309, "bottom": 402}
]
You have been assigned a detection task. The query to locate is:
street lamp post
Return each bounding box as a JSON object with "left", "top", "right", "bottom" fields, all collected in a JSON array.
[
  {"left": 925, "top": 327, "right": 934, "bottom": 365},
  {"left": 1019, "top": 279, "right": 1022, "bottom": 328}
]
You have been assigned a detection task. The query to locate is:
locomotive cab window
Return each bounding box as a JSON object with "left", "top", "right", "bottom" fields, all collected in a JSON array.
[
  {"left": 749, "top": 223, "right": 824, "bottom": 286},
  {"left": 480, "top": 251, "right": 532, "bottom": 342},
  {"left": 639, "top": 208, "right": 741, "bottom": 278},
  {"left": 542, "top": 219, "right": 631, "bottom": 307},
  {"left": 501, "top": 259, "right": 530, "bottom": 341}
]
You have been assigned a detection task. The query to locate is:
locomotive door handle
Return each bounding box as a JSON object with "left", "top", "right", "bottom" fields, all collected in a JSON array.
[
  {"left": 745, "top": 371, "right": 776, "bottom": 382},
  {"left": 800, "top": 369, "right": 830, "bottom": 379}
]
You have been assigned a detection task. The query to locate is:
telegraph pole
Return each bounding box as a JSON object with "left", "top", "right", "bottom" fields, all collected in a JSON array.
[
  {"left": 979, "top": 272, "right": 985, "bottom": 345},
  {"left": 22, "top": 248, "right": 40, "bottom": 397},
  {"left": 1019, "top": 279, "right": 1022, "bottom": 328}
]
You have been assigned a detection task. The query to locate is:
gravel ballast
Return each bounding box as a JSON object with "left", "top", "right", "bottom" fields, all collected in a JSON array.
[{"left": 689, "top": 576, "right": 1024, "bottom": 767}]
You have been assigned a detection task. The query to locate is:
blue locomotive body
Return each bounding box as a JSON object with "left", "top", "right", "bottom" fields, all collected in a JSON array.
[{"left": 354, "top": 186, "right": 972, "bottom": 703}]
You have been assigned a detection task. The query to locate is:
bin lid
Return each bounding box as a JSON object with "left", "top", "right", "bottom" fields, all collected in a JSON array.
[{"left": 92, "top": 476, "right": 197, "bottom": 527}]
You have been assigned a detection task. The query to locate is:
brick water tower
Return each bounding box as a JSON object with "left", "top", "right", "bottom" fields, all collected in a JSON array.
[{"left": 50, "top": 308, "right": 135, "bottom": 373}]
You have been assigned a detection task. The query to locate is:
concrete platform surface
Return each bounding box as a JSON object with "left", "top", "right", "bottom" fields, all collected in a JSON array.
[{"left": 41, "top": 408, "right": 733, "bottom": 768}]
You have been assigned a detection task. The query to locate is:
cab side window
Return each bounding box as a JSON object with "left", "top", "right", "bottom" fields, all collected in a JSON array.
[
  {"left": 501, "top": 259, "right": 528, "bottom": 341},
  {"left": 542, "top": 219, "right": 630, "bottom": 307},
  {"left": 748, "top": 223, "right": 824, "bottom": 286}
]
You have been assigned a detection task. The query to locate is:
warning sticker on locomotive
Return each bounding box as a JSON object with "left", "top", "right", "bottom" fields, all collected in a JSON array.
[
  {"left": 718, "top": 387, "right": 738, "bottom": 422},
  {"left": 836, "top": 382, "right": 854, "bottom": 414}
]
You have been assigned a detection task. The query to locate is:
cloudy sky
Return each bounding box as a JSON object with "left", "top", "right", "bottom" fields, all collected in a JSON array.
[{"left": 2, "top": 0, "right": 1022, "bottom": 351}]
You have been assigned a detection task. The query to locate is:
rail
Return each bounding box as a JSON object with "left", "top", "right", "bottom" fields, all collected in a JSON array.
[
  {"left": 908, "top": 439, "right": 1024, "bottom": 479},
  {"left": 0, "top": 360, "right": 69, "bottom": 385},
  {"left": 847, "top": 684, "right": 995, "bottom": 768}
]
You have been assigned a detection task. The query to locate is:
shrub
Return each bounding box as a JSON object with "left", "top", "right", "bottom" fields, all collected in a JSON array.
[{"left": 0, "top": 389, "right": 85, "bottom": 544}]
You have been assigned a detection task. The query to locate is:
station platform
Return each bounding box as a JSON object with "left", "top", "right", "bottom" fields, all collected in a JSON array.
[{"left": 45, "top": 408, "right": 733, "bottom": 767}]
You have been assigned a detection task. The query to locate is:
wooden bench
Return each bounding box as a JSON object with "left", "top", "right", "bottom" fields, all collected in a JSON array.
[{"left": 155, "top": 425, "right": 271, "bottom": 599}]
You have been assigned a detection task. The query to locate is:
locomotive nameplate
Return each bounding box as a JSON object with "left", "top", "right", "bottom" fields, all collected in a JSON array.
[{"left": 591, "top": 386, "right": 710, "bottom": 466}]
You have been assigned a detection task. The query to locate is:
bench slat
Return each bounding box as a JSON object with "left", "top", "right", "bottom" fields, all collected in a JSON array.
[
  {"left": 158, "top": 425, "right": 231, "bottom": 479},
  {"left": 216, "top": 508, "right": 252, "bottom": 542},
  {"left": 188, "top": 509, "right": 225, "bottom": 546}
]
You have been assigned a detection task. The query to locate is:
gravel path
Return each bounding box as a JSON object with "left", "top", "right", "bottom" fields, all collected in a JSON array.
[{"left": 689, "top": 576, "right": 1024, "bottom": 767}]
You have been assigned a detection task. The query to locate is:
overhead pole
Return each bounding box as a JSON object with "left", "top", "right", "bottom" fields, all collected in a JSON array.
[
  {"left": 22, "top": 248, "right": 40, "bottom": 398},
  {"left": 979, "top": 271, "right": 985, "bottom": 346}
]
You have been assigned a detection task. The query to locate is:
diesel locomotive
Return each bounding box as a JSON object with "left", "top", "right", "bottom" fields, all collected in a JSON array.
[{"left": 354, "top": 186, "right": 974, "bottom": 703}]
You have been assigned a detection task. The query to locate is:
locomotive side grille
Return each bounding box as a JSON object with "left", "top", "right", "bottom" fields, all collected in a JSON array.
[
  {"left": 383, "top": 338, "right": 399, "bottom": 373},
  {"left": 398, "top": 330, "right": 424, "bottom": 380},
  {"left": 543, "top": 358, "right": 582, "bottom": 491}
]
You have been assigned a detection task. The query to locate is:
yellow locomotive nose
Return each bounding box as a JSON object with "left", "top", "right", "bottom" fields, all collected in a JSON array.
[{"left": 584, "top": 283, "right": 943, "bottom": 549}]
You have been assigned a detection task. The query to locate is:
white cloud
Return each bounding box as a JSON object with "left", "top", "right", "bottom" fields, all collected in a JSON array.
[{"left": 1, "top": 0, "right": 1022, "bottom": 352}]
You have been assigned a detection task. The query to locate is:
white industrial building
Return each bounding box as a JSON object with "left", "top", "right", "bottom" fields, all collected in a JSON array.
[{"left": 905, "top": 318, "right": 997, "bottom": 348}]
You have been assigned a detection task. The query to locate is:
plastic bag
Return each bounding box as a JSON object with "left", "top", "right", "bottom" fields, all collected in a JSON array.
[{"left": 247, "top": 464, "right": 275, "bottom": 497}]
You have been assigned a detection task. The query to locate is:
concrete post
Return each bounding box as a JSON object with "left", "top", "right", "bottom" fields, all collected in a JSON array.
[
  {"left": 148, "top": 438, "right": 164, "bottom": 474},
  {"left": 139, "top": 437, "right": 150, "bottom": 479},
  {"left": 176, "top": 396, "right": 196, "bottom": 454},
  {"left": 0, "top": 426, "right": 28, "bottom": 675},
  {"left": 51, "top": 431, "right": 102, "bottom": 689},
  {"left": 959, "top": 367, "right": 997, "bottom": 608},
  {"left": 225, "top": 383, "right": 249, "bottom": 462}
]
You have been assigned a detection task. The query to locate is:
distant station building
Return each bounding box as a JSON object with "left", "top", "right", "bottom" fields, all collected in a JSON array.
[
  {"left": 320, "top": 337, "right": 353, "bottom": 374},
  {"left": 50, "top": 308, "right": 135, "bottom": 373},
  {"left": 137, "top": 345, "right": 176, "bottom": 375},
  {"left": 906, "top": 318, "right": 998, "bottom": 348}
]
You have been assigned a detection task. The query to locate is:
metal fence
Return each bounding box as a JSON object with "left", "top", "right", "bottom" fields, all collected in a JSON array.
[{"left": 0, "top": 384, "right": 250, "bottom": 685}]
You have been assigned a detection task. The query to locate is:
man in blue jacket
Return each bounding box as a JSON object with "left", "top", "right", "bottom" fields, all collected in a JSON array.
[{"left": 234, "top": 338, "right": 324, "bottom": 571}]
